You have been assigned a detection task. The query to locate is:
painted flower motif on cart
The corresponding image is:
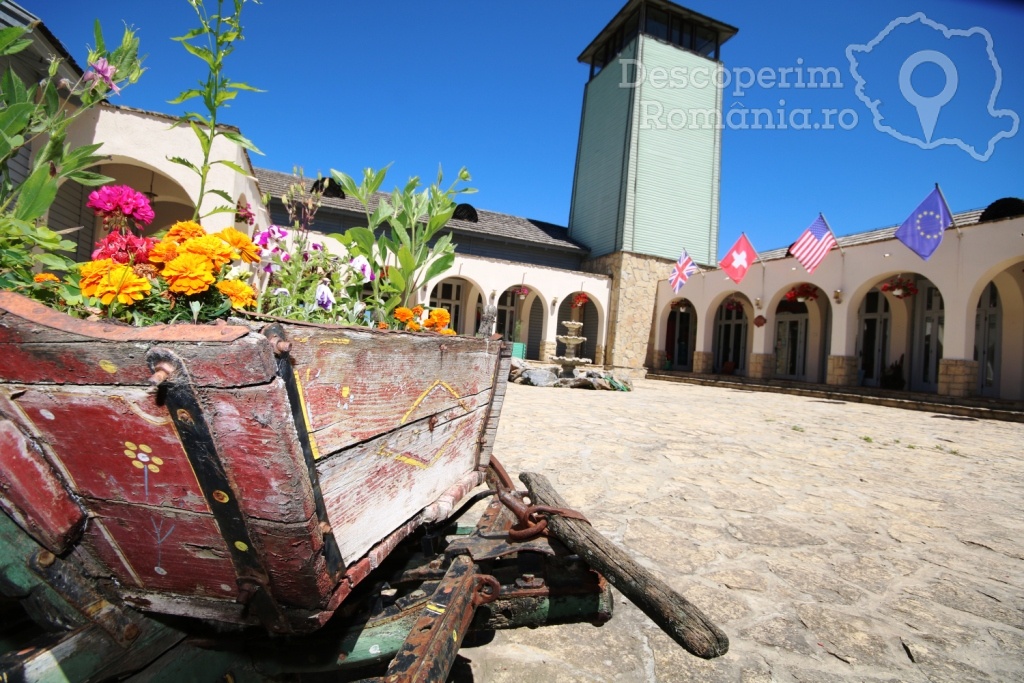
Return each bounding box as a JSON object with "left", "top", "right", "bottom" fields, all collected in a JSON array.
[{"left": 125, "top": 441, "right": 164, "bottom": 500}]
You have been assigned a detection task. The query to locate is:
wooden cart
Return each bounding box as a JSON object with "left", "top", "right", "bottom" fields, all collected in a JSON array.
[{"left": 0, "top": 291, "right": 725, "bottom": 681}]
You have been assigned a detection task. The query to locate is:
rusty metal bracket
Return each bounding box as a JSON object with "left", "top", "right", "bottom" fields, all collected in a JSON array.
[
  {"left": 489, "top": 458, "right": 591, "bottom": 542},
  {"left": 260, "top": 322, "right": 345, "bottom": 578},
  {"left": 146, "top": 347, "right": 291, "bottom": 635},
  {"left": 375, "top": 555, "right": 498, "bottom": 682}
]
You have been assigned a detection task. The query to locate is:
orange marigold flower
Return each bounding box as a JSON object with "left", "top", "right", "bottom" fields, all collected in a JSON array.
[
  {"left": 422, "top": 317, "right": 437, "bottom": 329},
  {"left": 33, "top": 273, "right": 59, "bottom": 283},
  {"left": 411, "top": 305, "right": 424, "bottom": 317},
  {"left": 162, "top": 252, "right": 216, "bottom": 295},
  {"left": 218, "top": 227, "right": 261, "bottom": 263},
  {"left": 439, "top": 328, "right": 456, "bottom": 336},
  {"left": 148, "top": 239, "right": 179, "bottom": 265},
  {"left": 394, "top": 307, "right": 414, "bottom": 323},
  {"left": 182, "top": 234, "right": 234, "bottom": 271},
  {"left": 96, "top": 264, "right": 151, "bottom": 306},
  {"left": 428, "top": 307, "right": 451, "bottom": 329},
  {"left": 406, "top": 321, "right": 421, "bottom": 332},
  {"left": 377, "top": 321, "right": 388, "bottom": 329},
  {"left": 216, "top": 279, "right": 257, "bottom": 309},
  {"left": 165, "top": 220, "right": 206, "bottom": 243},
  {"left": 80, "top": 259, "right": 114, "bottom": 298}
]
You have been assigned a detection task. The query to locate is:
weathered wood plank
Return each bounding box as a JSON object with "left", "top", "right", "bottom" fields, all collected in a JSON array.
[
  {"left": 8, "top": 386, "right": 210, "bottom": 513},
  {"left": 317, "top": 408, "right": 486, "bottom": 564},
  {"left": 283, "top": 325, "right": 502, "bottom": 454},
  {"left": 520, "top": 472, "right": 730, "bottom": 660},
  {"left": 249, "top": 515, "right": 331, "bottom": 609},
  {"left": 83, "top": 500, "right": 238, "bottom": 598},
  {"left": 0, "top": 334, "right": 277, "bottom": 387},
  {"left": 205, "top": 380, "right": 317, "bottom": 524},
  {"left": 0, "top": 416, "right": 85, "bottom": 553},
  {"left": 476, "top": 342, "right": 512, "bottom": 468}
]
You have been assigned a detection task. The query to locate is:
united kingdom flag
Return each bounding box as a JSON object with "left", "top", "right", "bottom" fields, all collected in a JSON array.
[{"left": 669, "top": 249, "right": 699, "bottom": 293}]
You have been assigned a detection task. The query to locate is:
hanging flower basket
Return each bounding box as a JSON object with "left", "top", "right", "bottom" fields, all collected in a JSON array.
[
  {"left": 881, "top": 277, "right": 918, "bottom": 299},
  {"left": 724, "top": 298, "right": 743, "bottom": 312},
  {"left": 512, "top": 285, "right": 529, "bottom": 300},
  {"left": 572, "top": 292, "right": 589, "bottom": 308},
  {"left": 785, "top": 283, "right": 818, "bottom": 303}
]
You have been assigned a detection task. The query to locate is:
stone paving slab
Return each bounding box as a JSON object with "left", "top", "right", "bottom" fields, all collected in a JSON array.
[{"left": 460, "top": 380, "right": 1024, "bottom": 682}]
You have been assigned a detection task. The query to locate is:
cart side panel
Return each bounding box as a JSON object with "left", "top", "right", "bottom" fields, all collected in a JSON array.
[
  {"left": 284, "top": 326, "right": 503, "bottom": 455},
  {"left": 317, "top": 406, "right": 488, "bottom": 563}
]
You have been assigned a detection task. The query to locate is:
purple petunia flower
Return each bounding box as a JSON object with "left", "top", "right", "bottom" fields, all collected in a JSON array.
[{"left": 315, "top": 283, "right": 336, "bottom": 311}]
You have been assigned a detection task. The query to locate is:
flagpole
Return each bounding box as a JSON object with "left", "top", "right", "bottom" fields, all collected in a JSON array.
[
  {"left": 935, "top": 182, "right": 961, "bottom": 237},
  {"left": 820, "top": 213, "right": 845, "bottom": 256}
]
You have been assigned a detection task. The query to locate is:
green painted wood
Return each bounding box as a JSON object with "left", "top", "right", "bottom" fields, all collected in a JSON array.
[
  {"left": 568, "top": 39, "right": 638, "bottom": 257},
  {"left": 630, "top": 37, "right": 723, "bottom": 264}
]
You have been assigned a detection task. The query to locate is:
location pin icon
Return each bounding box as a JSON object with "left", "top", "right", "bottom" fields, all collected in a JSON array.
[{"left": 899, "top": 50, "right": 958, "bottom": 143}]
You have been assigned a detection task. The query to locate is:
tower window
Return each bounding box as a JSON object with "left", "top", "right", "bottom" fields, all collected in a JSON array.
[{"left": 645, "top": 7, "right": 670, "bottom": 41}]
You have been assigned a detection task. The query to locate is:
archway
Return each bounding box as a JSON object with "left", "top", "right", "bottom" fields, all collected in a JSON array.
[
  {"left": 665, "top": 298, "right": 696, "bottom": 371},
  {"left": 713, "top": 295, "right": 750, "bottom": 375}
]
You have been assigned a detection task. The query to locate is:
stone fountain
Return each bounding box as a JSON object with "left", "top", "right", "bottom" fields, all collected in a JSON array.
[{"left": 551, "top": 320, "right": 592, "bottom": 378}]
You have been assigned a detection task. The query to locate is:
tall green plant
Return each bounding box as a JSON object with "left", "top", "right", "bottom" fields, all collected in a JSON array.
[
  {"left": 0, "top": 21, "right": 143, "bottom": 291},
  {"left": 332, "top": 166, "right": 474, "bottom": 315},
  {"left": 169, "top": 0, "right": 262, "bottom": 222}
]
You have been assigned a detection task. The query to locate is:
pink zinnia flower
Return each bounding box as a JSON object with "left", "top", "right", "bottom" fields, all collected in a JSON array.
[{"left": 92, "top": 231, "right": 154, "bottom": 265}]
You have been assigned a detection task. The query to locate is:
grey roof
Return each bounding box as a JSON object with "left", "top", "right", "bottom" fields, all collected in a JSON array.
[
  {"left": 0, "top": 1, "right": 83, "bottom": 79},
  {"left": 254, "top": 167, "right": 588, "bottom": 255},
  {"left": 756, "top": 209, "right": 985, "bottom": 262}
]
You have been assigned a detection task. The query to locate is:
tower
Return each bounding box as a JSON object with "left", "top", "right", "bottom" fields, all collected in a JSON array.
[
  {"left": 568, "top": 0, "right": 737, "bottom": 372},
  {"left": 569, "top": 0, "right": 737, "bottom": 265}
]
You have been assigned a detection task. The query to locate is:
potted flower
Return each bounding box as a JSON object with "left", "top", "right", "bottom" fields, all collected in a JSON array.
[
  {"left": 572, "top": 292, "right": 589, "bottom": 308},
  {"left": 881, "top": 276, "right": 918, "bottom": 299},
  {"left": 724, "top": 298, "right": 743, "bottom": 312},
  {"left": 513, "top": 285, "right": 529, "bottom": 300},
  {"left": 785, "top": 283, "right": 818, "bottom": 303}
]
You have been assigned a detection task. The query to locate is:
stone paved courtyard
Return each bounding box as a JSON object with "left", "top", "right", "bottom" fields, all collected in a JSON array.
[{"left": 463, "top": 380, "right": 1024, "bottom": 682}]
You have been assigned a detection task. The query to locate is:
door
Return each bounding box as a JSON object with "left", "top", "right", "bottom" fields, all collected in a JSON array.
[
  {"left": 672, "top": 309, "right": 695, "bottom": 371},
  {"left": 911, "top": 282, "right": 943, "bottom": 393},
  {"left": 714, "top": 305, "right": 747, "bottom": 374},
  {"left": 857, "top": 290, "right": 890, "bottom": 387},
  {"left": 774, "top": 314, "right": 807, "bottom": 379},
  {"left": 974, "top": 282, "right": 1001, "bottom": 397}
]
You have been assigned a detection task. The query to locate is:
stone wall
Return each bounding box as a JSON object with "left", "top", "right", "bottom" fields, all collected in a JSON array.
[
  {"left": 539, "top": 341, "right": 557, "bottom": 363},
  {"left": 826, "top": 355, "right": 859, "bottom": 386},
  {"left": 938, "top": 359, "right": 978, "bottom": 398},
  {"left": 693, "top": 351, "right": 714, "bottom": 374},
  {"left": 748, "top": 353, "right": 774, "bottom": 379},
  {"left": 583, "top": 251, "right": 674, "bottom": 373}
]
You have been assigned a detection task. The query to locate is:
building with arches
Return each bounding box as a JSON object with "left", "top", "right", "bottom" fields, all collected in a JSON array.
[{"left": 9, "top": 0, "right": 1024, "bottom": 399}]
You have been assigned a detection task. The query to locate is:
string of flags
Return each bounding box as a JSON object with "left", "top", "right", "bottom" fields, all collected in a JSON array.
[{"left": 669, "top": 185, "right": 956, "bottom": 288}]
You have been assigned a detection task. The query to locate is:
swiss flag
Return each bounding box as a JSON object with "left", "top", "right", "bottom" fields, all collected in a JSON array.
[{"left": 719, "top": 234, "right": 757, "bottom": 284}]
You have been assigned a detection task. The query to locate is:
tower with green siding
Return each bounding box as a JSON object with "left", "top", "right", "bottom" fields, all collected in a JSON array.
[
  {"left": 569, "top": 1, "right": 737, "bottom": 372},
  {"left": 569, "top": 0, "right": 737, "bottom": 265}
]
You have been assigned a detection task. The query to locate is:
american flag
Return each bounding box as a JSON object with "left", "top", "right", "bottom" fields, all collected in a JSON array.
[
  {"left": 790, "top": 215, "right": 837, "bottom": 274},
  {"left": 669, "top": 249, "right": 699, "bottom": 293}
]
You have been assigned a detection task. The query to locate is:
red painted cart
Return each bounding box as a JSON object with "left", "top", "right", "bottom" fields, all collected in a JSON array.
[{"left": 0, "top": 291, "right": 726, "bottom": 680}]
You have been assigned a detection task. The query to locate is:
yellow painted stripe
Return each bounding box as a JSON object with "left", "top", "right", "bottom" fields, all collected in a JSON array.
[
  {"left": 425, "top": 602, "right": 446, "bottom": 615},
  {"left": 294, "top": 374, "right": 321, "bottom": 460}
]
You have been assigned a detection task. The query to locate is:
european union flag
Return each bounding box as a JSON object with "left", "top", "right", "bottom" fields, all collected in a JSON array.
[{"left": 894, "top": 187, "right": 953, "bottom": 261}]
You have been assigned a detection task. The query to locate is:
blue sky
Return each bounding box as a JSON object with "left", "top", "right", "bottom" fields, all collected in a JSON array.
[{"left": 39, "top": 0, "right": 1023, "bottom": 262}]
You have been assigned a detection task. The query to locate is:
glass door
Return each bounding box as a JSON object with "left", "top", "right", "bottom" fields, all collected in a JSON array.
[{"left": 911, "top": 282, "right": 943, "bottom": 393}]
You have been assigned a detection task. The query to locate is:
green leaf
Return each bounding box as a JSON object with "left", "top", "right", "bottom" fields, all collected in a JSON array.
[
  {"left": 396, "top": 244, "right": 416, "bottom": 275},
  {"left": 168, "top": 156, "right": 200, "bottom": 173},
  {"left": 224, "top": 81, "right": 264, "bottom": 92},
  {"left": 0, "top": 102, "right": 34, "bottom": 137},
  {"left": 189, "top": 121, "right": 211, "bottom": 157},
  {"left": 35, "top": 252, "right": 73, "bottom": 269},
  {"left": 64, "top": 170, "right": 112, "bottom": 186},
  {"left": 205, "top": 188, "right": 233, "bottom": 204},
  {"left": 13, "top": 165, "right": 58, "bottom": 222},
  {"left": 92, "top": 19, "right": 106, "bottom": 53},
  {"left": 167, "top": 89, "right": 203, "bottom": 105},
  {"left": 179, "top": 40, "right": 215, "bottom": 68},
  {"left": 220, "top": 130, "right": 263, "bottom": 155},
  {"left": 0, "top": 26, "right": 31, "bottom": 56},
  {"left": 423, "top": 253, "right": 455, "bottom": 283},
  {"left": 387, "top": 268, "right": 406, "bottom": 292},
  {"left": 212, "top": 159, "right": 249, "bottom": 175}
]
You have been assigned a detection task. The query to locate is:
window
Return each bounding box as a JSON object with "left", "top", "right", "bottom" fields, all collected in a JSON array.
[
  {"left": 694, "top": 26, "right": 717, "bottom": 58},
  {"left": 645, "top": 7, "right": 669, "bottom": 41}
]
